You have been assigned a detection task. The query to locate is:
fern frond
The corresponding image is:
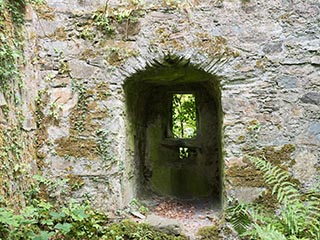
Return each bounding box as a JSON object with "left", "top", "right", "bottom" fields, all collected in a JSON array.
[
  {"left": 282, "top": 203, "right": 306, "bottom": 235},
  {"left": 226, "top": 203, "right": 252, "bottom": 235},
  {"left": 248, "top": 156, "right": 300, "bottom": 205},
  {"left": 304, "top": 193, "right": 320, "bottom": 239},
  {"left": 229, "top": 156, "right": 320, "bottom": 240},
  {"left": 288, "top": 236, "right": 310, "bottom": 240},
  {"left": 252, "top": 224, "right": 287, "bottom": 240}
]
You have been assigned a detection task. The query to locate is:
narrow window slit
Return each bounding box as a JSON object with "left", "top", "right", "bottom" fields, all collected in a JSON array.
[{"left": 172, "top": 93, "right": 197, "bottom": 139}]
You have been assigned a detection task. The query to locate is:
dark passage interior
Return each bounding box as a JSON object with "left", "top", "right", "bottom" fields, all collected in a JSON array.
[{"left": 124, "top": 57, "right": 223, "bottom": 205}]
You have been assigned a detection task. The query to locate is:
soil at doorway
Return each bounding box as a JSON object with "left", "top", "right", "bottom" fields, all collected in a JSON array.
[{"left": 130, "top": 197, "right": 221, "bottom": 239}]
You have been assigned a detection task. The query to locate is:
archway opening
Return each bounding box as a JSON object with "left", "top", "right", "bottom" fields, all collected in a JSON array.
[{"left": 124, "top": 57, "right": 223, "bottom": 207}]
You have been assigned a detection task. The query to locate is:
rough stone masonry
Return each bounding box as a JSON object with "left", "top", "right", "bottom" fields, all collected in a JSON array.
[{"left": 20, "top": 0, "right": 319, "bottom": 211}]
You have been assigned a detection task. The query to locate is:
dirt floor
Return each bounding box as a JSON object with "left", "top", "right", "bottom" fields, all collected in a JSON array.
[{"left": 130, "top": 196, "right": 222, "bottom": 239}]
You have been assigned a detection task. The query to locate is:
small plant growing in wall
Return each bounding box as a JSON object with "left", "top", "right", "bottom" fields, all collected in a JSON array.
[
  {"left": 96, "top": 129, "right": 115, "bottom": 164},
  {"left": 47, "top": 100, "right": 63, "bottom": 123},
  {"left": 92, "top": 9, "right": 115, "bottom": 35},
  {"left": 71, "top": 80, "right": 89, "bottom": 133},
  {"left": 162, "top": 0, "right": 183, "bottom": 8}
]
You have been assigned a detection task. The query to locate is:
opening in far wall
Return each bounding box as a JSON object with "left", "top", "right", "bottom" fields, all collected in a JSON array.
[
  {"left": 124, "top": 56, "right": 223, "bottom": 208},
  {"left": 171, "top": 93, "right": 197, "bottom": 139}
]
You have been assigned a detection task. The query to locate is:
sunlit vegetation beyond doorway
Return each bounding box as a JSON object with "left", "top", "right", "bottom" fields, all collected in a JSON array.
[{"left": 172, "top": 94, "right": 197, "bottom": 139}]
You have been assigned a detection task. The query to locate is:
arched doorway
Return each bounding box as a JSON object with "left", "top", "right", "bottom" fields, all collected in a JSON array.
[{"left": 124, "top": 56, "right": 223, "bottom": 205}]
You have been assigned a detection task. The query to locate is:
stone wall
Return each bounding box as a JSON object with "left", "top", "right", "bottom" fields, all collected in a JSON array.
[
  {"left": 22, "top": 0, "right": 319, "bottom": 211},
  {"left": 0, "top": 0, "right": 39, "bottom": 207}
]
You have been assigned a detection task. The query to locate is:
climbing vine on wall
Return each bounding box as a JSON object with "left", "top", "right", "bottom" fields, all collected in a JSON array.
[
  {"left": 0, "top": 0, "right": 26, "bottom": 101},
  {"left": 0, "top": 0, "right": 41, "bottom": 208}
]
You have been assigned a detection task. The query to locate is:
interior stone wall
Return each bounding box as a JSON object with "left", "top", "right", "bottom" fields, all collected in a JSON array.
[{"left": 23, "top": 0, "right": 319, "bottom": 211}]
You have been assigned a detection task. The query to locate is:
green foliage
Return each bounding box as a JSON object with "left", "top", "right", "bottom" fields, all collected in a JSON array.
[
  {"left": 0, "top": 198, "right": 110, "bottom": 240},
  {"left": 172, "top": 94, "right": 197, "bottom": 138},
  {"left": 129, "top": 0, "right": 144, "bottom": 6},
  {"left": 113, "top": 8, "right": 132, "bottom": 23},
  {"left": 0, "top": 41, "right": 21, "bottom": 94},
  {"left": 227, "top": 202, "right": 252, "bottom": 235},
  {"left": 90, "top": 1, "right": 145, "bottom": 37},
  {"left": 227, "top": 156, "right": 320, "bottom": 240},
  {"left": 0, "top": 175, "right": 186, "bottom": 240},
  {"left": 0, "top": 172, "right": 109, "bottom": 239},
  {"left": 7, "top": 0, "right": 26, "bottom": 25},
  {"left": 47, "top": 100, "right": 62, "bottom": 122},
  {"left": 92, "top": 10, "right": 115, "bottom": 35},
  {"left": 252, "top": 156, "right": 300, "bottom": 204},
  {"left": 162, "top": 0, "right": 183, "bottom": 8},
  {"left": 0, "top": 199, "right": 187, "bottom": 239}
]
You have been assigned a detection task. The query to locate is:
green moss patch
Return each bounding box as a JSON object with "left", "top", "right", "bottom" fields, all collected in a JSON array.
[
  {"left": 226, "top": 163, "right": 264, "bottom": 187},
  {"left": 104, "top": 44, "right": 139, "bottom": 66},
  {"left": 226, "top": 144, "right": 297, "bottom": 188},
  {"left": 196, "top": 225, "right": 219, "bottom": 240},
  {"left": 55, "top": 137, "right": 99, "bottom": 160},
  {"left": 66, "top": 174, "right": 85, "bottom": 191},
  {"left": 250, "top": 144, "right": 296, "bottom": 169},
  {"left": 80, "top": 49, "right": 100, "bottom": 60},
  {"left": 105, "top": 220, "right": 187, "bottom": 240},
  {"left": 253, "top": 189, "right": 278, "bottom": 210}
]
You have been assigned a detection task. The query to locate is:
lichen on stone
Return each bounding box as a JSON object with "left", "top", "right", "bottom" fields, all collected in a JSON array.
[
  {"left": 104, "top": 44, "right": 140, "bottom": 66},
  {"left": 193, "top": 33, "right": 239, "bottom": 58},
  {"left": 66, "top": 173, "right": 85, "bottom": 191},
  {"left": 51, "top": 27, "right": 67, "bottom": 41},
  {"left": 31, "top": 2, "right": 55, "bottom": 21}
]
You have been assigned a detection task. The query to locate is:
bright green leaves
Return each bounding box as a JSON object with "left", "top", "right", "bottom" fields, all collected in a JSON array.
[
  {"left": 0, "top": 208, "right": 22, "bottom": 228},
  {"left": 172, "top": 94, "right": 197, "bottom": 138},
  {"left": 32, "top": 231, "right": 55, "bottom": 240},
  {"left": 54, "top": 223, "right": 72, "bottom": 234},
  {"left": 0, "top": 198, "right": 107, "bottom": 239},
  {"left": 228, "top": 156, "right": 320, "bottom": 240},
  {"left": 49, "top": 211, "right": 66, "bottom": 220}
]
